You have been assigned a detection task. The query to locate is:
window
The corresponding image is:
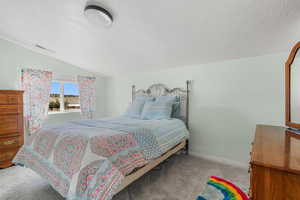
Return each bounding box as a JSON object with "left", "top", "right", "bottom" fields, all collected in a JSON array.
[{"left": 49, "top": 81, "right": 80, "bottom": 113}]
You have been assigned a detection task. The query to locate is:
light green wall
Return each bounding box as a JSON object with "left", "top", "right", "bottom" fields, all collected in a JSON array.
[
  {"left": 0, "top": 38, "right": 107, "bottom": 124},
  {"left": 0, "top": 37, "right": 288, "bottom": 166},
  {"left": 105, "top": 53, "right": 287, "bottom": 166}
]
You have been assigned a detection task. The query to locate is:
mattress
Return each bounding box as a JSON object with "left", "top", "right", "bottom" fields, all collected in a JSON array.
[{"left": 13, "top": 117, "right": 189, "bottom": 200}]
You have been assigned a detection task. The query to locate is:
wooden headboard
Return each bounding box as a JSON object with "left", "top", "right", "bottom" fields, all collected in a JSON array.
[{"left": 132, "top": 81, "right": 191, "bottom": 129}]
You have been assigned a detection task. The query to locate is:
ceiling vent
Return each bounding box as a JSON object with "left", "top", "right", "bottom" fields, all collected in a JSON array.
[{"left": 35, "top": 44, "right": 55, "bottom": 53}]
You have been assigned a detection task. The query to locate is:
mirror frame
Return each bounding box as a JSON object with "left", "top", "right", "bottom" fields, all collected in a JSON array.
[{"left": 286, "top": 41, "right": 300, "bottom": 129}]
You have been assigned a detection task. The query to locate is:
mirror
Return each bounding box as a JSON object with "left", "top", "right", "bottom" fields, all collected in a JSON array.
[
  {"left": 286, "top": 42, "right": 300, "bottom": 129},
  {"left": 290, "top": 49, "right": 300, "bottom": 123}
]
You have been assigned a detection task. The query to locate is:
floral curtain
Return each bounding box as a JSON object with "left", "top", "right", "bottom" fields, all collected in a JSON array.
[
  {"left": 77, "top": 75, "right": 96, "bottom": 119},
  {"left": 21, "top": 69, "right": 52, "bottom": 134}
]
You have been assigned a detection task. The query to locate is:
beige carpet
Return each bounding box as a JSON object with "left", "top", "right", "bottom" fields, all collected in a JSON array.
[{"left": 0, "top": 155, "right": 249, "bottom": 200}]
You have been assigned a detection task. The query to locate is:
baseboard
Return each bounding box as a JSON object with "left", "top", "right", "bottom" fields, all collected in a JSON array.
[{"left": 189, "top": 151, "right": 248, "bottom": 169}]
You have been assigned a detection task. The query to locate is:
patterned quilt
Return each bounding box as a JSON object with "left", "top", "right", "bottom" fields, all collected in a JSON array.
[{"left": 14, "top": 117, "right": 189, "bottom": 200}]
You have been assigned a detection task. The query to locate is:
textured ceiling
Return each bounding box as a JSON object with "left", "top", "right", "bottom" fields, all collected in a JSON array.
[{"left": 0, "top": 0, "right": 299, "bottom": 75}]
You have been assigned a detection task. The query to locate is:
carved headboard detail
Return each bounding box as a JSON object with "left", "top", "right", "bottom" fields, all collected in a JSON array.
[{"left": 132, "top": 81, "right": 191, "bottom": 128}]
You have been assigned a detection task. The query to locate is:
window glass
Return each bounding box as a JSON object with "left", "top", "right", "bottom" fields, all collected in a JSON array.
[
  {"left": 64, "top": 82, "right": 80, "bottom": 112},
  {"left": 48, "top": 81, "right": 80, "bottom": 113},
  {"left": 49, "top": 82, "right": 61, "bottom": 112}
]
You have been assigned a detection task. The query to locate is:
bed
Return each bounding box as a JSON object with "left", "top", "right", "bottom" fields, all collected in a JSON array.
[{"left": 13, "top": 82, "right": 191, "bottom": 200}]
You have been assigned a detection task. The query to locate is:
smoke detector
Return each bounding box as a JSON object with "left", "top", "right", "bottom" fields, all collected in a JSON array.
[{"left": 84, "top": 2, "right": 113, "bottom": 27}]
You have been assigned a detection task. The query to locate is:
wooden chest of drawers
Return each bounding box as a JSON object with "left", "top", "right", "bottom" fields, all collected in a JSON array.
[
  {"left": 0, "top": 90, "right": 24, "bottom": 168},
  {"left": 249, "top": 125, "right": 300, "bottom": 199}
]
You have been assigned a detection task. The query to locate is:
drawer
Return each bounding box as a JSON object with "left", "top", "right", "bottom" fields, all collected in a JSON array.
[
  {"left": 0, "top": 105, "right": 22, "bottom": 115},
  {"left": 0, "top": 159, "right": 14, "bottom": 168},
  {"left": 0, "top": 132, "right": 20, "bottom": 138},
  {"left": 0, "top": 148, "right": 18, "bottom": 162},
  {"left": 0, "top": 136, "right": 21, "bottom": 149},
  {"left": 0, "top": 115, "right": 22, "bottom": 133},
  {"left": 0, "top": 94, "right": 22, "bottom": 105}
]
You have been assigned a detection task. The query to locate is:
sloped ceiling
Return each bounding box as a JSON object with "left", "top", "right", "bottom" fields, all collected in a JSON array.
[{"left": 0, "top": 0, "right": 299, "bottom": 75}]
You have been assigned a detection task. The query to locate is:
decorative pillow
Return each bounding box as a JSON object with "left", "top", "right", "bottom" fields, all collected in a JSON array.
[
  {"left": 135, "top": 96, "right": 154, "bottom": 101},
  {"left": 141, "top": 100, "right": 173, "bottom": 120},
  {"left": 156, "top": 96, "right": 177, "bottom": 103},
  {"left": 171, "top": 101, "right": 181, "bottom": 118},
  {"left": 124, "top": 96, "right": 154, "bottom": 119},
  {"left": 156, "top": 96, "right": 181, "bottom": 119}
]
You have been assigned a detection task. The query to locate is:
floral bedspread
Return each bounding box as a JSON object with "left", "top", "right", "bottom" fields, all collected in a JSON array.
[{"left": 14, "top": 117, "right": 189, "bottom": 200}]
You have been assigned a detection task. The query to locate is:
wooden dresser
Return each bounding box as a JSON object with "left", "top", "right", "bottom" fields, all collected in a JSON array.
[
  {"left": 0, "top": 90, "right": 24, "bottom": 168},
  {"left": 250, "top": 125, "right": 300, "bottom": 199}
]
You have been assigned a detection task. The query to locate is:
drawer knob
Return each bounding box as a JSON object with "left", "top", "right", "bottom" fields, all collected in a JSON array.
[{"left": 3, "top": 140, "right": 16, "bottom": 145}]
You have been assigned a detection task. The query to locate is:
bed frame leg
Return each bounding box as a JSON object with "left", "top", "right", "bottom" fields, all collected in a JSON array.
[{"left": 185, "top": 140, "right": 189, "bottom": 155}]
